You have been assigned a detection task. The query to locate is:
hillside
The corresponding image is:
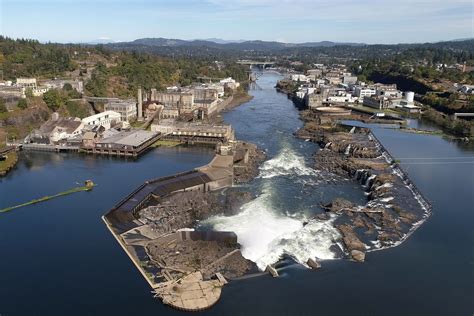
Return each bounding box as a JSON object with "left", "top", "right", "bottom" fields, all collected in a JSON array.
[{"left": 0, "top": 37, "right": 250, "bottom": 145}]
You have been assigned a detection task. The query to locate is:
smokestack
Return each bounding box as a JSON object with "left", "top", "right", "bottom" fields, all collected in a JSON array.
[{"left": 137, "top": 87, "right": 143, "bottom": 120}]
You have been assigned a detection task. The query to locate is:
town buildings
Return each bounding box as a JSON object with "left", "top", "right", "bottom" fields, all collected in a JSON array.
[
  {"left": 15, "top": 78, "right": 37, "bottom": 89},
  {"left": 286, "top": 63, "right": 422, "bottom": 114},
  {"left": 41, "top": 79, "right": 84, "bottom": 93},
  {"left": 27, "top": 114, "right": 84, "bottom": 144},
  {"left": 146, "top": 78, "right": 239, "bottom": 120},
  {"left": 81, "top": 111, "right": 121, "bottom": 130},
  {"left": 219, "top": 77, "right": 240, "bottom": 90},
  {"left": 89, "top": 129, "right": 160, "bottom": 157},
  {"left": 151, "top": 121, "right": 234, "bottom": 144},
  {"left": 104, "top": 100, "right": 137, "bottom": 122}
]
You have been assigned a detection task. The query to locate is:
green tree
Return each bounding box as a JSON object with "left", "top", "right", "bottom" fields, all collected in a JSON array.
[
  {"left": 0, "top": 98, "right": 7, "bottom": 113},
  {"left": 25, "top": 88, "right": 33, "bottom": 98},
  {"left": 17, "top": 98, "right": 27, "bottom": 109},
  {"left": 67, "top": 88, "right": 81, "bottom": 99},
  {"left": 42, "top": 89, "right": 64, "bottom": 112},
  {"left": 62, "top": 83, "right": 73, "bottom": 91}
]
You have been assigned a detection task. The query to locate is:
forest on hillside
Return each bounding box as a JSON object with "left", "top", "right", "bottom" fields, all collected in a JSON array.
[{"left": 0, "top": 36, "right": 249, "bottom": 98}]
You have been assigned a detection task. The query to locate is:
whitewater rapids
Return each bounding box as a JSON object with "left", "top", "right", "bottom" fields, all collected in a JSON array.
[{"left": 204, "top": 146, "right": 342, "bottom": 270}]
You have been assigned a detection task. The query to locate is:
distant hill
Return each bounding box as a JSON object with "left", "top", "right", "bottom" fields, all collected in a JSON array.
[
  {"left": 101, "top": 37, "right": 474, "bottom": 60},
  {"left": 109, "top": 38, "right": 365, "bottom": 51},
  {"left": 197, "top": 38, "right": 247, "bottom": 44}
]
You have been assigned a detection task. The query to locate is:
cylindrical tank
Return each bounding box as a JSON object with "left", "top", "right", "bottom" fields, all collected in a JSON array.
[{"left": 405, "top": 91, "right": 414, "bottom": 103}]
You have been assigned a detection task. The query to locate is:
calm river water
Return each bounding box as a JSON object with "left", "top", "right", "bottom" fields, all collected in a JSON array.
[{"left": 0, "top": 72, "right": 472, "bottom": 315}]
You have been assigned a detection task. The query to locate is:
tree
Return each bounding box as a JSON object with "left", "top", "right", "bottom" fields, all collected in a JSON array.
[
  {"left": 25, "top": 88, "right": 33, "bottom": 98},
  {"left": 42, "top": 89, "right": 64, "bottom": 112},
  {"left": 62, "top": 83, "right": 73, "bottom": 91},
  {"left": 0, "top": 98, "right": 7, "bottom": 113},
  {"left": 17, "top": 98, "right": 27, "bottom": 109}
]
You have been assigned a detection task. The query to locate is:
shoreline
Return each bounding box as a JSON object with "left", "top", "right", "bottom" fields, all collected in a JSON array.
[
  {"left": 0, "top": 150, "right": 18, "bottom": 177},
  {"left": 223, "top": 90, "right": 254, "bottom": 112}
]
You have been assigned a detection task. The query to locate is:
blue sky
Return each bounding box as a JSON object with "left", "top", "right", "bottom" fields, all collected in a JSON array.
[{"left": 0, "top": 0, "right": 473, "bottom": 44}]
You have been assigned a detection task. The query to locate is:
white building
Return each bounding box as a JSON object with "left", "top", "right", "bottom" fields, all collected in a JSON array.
[
  {"left": 343, "top": 76, "right": 358, "bottom": 85},
  {"left": 376, "top": 87, "right": 403, "bottom": 99},
  {"left": 296, "top": 91, "right": 306, "bottom": 99},
  {"left": 459, "top": 85, "right": 474, "bottom": 94},
  {"left": 28, "top": 115, "right": 84, "bottom": 144},
  {"left": 393, "top": 91, "right": 421, "bottom": 113},
  {"left": 82, "top": 111, "right": 121, "bottom": 130},
  {"left": 327, "top": 94, "right": 355, "bottom": 103},
  {"left": 291, "top": 74, "right": 310, "bottom": 83},
  {"left": 42, "top": 79, "right": 84, "bottom": 93},
  {"left": 32, "top": 86, "right": 50, "bottom": 96},
  {"left": 104, "top": 100, "right": 137, "bottom": 122},
  {"left": 0, "top": 80, "right": 13, "bottom": 86},
  {"left": 219, "top": 77, "right": 240, "bottom": 90},
  {"left": 15, "top": 78, "right": 37, "bottom": 89},
  {"left": 353, "top": 86, "right": 376, "bottom": 100},
  {"left": 307, "top": 69, "right": 323, "bottom": 77}
]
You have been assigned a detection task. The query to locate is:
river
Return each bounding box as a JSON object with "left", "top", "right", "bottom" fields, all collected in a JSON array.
[{"left": 0, "top": 72, "right": 472, "bottom": 315}]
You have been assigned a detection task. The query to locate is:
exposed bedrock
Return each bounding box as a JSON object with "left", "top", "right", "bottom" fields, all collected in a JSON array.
[
  {"left": 233, "top": 142, "right": 266, "bottom": 183},
  {"left": 146, "top": 238, "right": 255, "bottom": 280},
  {"left": 299, "top": 112, "right": 428, "bottom": 260},
  {"left": 139, "top": 188, "right": 255, "bottom": 235}
]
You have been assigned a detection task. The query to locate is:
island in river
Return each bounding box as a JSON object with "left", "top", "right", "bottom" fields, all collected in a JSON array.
[{"left": 102, "top": 73, "right": 431, "bottom": 311}]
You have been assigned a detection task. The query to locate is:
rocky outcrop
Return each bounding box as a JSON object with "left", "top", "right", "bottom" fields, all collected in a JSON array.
[
  {"left": 224, "top": 190, "right": 254, "bottom": 216},
  {"left": 307, "top": 258, "right": 322, "bottom": 269},
  {"left": 139, "top": 188, "right": 254, "bottom": 234},
  {"left": 233, "top": 142, "right": 266, "bottom": 183},
  {"left": 146, "top": 238, "right": 255, "bottom": 280},
  {"left": 337, "top": 224, "right": 367, "bottom": 252},
  {"left": 350, "top": 250, "right": 366, "bottom": 262},
  {"left": 299, "top": 111, "right": 429, "bottom": 260}
]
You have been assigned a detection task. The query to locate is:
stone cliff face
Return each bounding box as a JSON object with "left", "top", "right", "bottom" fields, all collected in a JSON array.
[
  {"left": 2, "top": 108, "right": 50, "bottom": 127},
  {"left": 0, "top": 105, "right": 50, "bottom": 145}
]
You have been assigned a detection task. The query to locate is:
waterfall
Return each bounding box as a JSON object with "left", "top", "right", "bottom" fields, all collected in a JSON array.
[
  {"left": 354, "top": 169, "right": 370, "bottom": 185},
  {"left": 344, "top": 144, "right": 351, "bottom": 156},
  {"left": 324, "top": 142, "right": 332, "bottom": 149},
  {"left": 365, "top": 174, "right": 377, "bottom": 189}
]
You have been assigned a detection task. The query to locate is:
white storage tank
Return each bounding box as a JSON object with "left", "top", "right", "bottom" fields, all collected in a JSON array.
[{"left": 405, "top": 91, "right": 415, "bottom": 103}]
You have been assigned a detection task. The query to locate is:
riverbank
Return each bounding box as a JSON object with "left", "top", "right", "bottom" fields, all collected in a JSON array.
[
  {"left": 0, "top": 150, "right": 18, "bottom": 176},
  {"left": 224, "top": 90, "right": 254, "bottom": 111}
]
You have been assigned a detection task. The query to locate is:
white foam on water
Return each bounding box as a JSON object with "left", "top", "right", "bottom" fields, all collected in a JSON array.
[
  {"left": 259, "top": 146, "right": 318, "bottom": 179},
  {"left": 375, "top": 182, "right": 393, "bottom": 190},
  {"left": 204, "top": 184, "right": 341, "bottom": 270},
  {"left": 204, "top": 186, "right": 301, "bottom": 268},
  {"left": 256, "top": 216, "right": 341, "bottom": 269}
]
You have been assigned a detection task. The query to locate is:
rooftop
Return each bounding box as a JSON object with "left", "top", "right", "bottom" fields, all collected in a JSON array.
[
  {"left": 39, "top": 117, "right": 82, "bottom": 134},
  {"left": 97, "top": 130, "right": 159, "bottom": 147}
]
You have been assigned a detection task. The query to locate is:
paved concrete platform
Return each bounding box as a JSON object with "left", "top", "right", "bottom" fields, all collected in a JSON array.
[{"left": 153, "top": 272, "right": 223, "bottom": 311}]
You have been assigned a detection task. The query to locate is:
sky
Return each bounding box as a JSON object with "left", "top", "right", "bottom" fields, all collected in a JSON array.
[{"left": 0, "top": 0, "right": 473, "bottom": 44}]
